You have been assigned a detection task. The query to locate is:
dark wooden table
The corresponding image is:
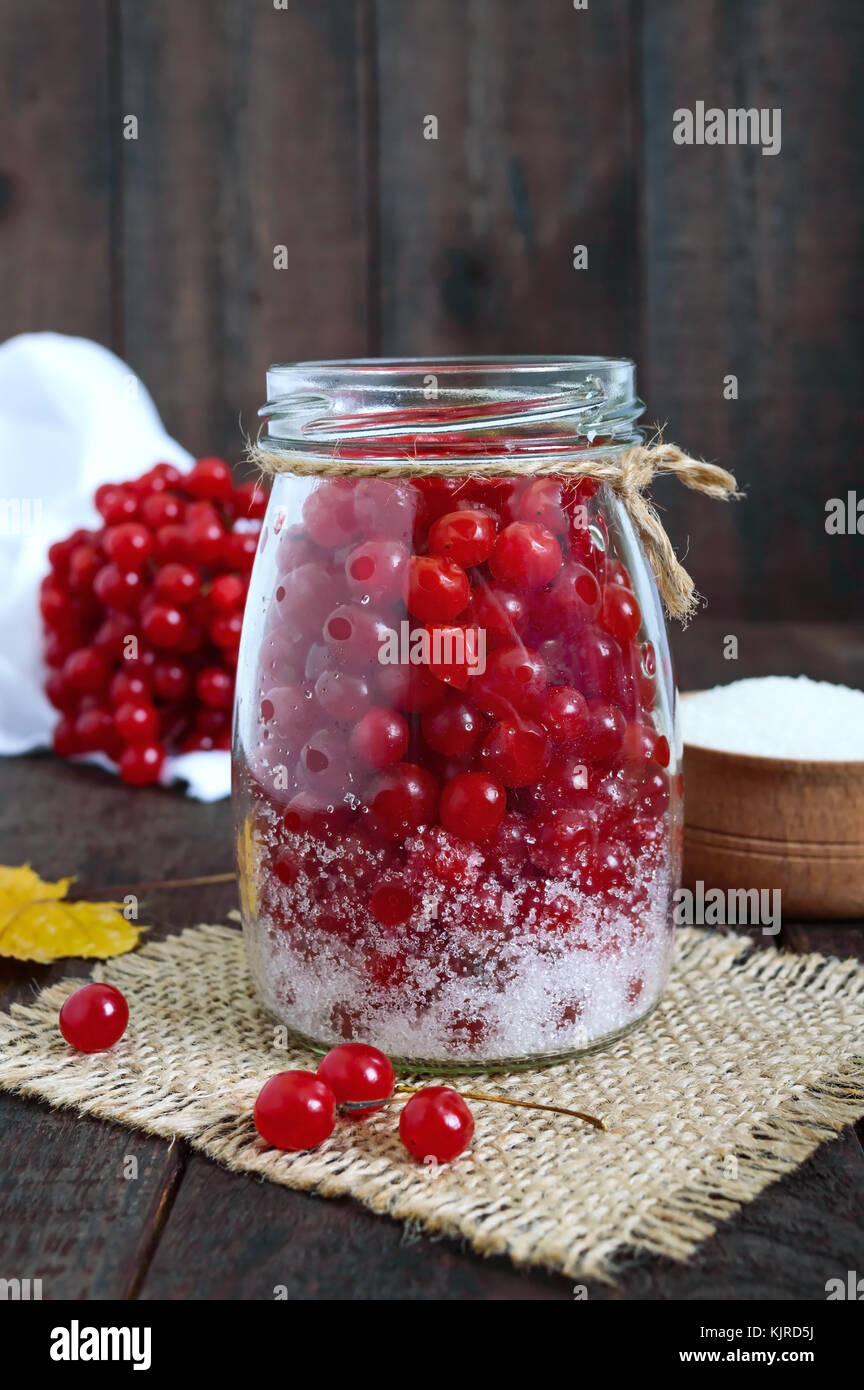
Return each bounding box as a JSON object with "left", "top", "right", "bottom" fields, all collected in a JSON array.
[{"left": 2, "top": 621, "right": 863, "bottom": 1301}]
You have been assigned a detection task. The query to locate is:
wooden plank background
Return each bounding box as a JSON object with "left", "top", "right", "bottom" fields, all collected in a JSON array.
[{"left": 0, "top": 0, "right": 861, "bottom": 619}]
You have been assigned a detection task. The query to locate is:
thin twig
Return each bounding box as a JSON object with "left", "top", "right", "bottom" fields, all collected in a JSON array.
[
  {"left": 393, "top": 1083, "right": 605, "bottom": 1131},
  {"left": 67, "top": 872, "right": 237, "bottom": 899}
]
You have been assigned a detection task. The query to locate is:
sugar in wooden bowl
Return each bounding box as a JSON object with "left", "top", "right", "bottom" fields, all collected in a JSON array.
[{"left": 681, "top": 677, "right": 864, "bottom": 920}]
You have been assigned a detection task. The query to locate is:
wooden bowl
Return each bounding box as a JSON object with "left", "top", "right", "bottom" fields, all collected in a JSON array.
[{"left": 681, "top": 699, "right": 864, "bottom": 920}]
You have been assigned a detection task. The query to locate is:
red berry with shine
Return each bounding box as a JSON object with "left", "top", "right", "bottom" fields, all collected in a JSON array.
[
  {"left": 317, "top": 1042, "right": 395, "bottom": 1112},
  {"left": 350, "top": 708, "right": 409, "bottom": 768},
  {"left": 187, "top": 456, "right": 234, "bottom": 501},
  {"left": 440, "top": 771, "right": 506, "bottom": 842},
  {"left": 600, "top": 584, "right": 642, "bottom": 643},
  {"left": 368, "top": 762, "right": 439, "bottom": 838},
  {"left": 114, "top": 700, "right": 159, "bottom": 743},
  {"left": 421, "top": 694, "right": 485, "bottom": 758},
  {"left": 345, "top": 539, "right": 409, "bottom": 606},
  {"left": 196, "top": 666, "right": 234, "bottom": 711},
  {"left": 154, "top": 562, "right": 201, "bottom": 606},
  {"left": 59, "top": 983, "right": 129, "bottom": 1053},
  {"left": 119, "top": 741, "right": 164, "bottom": 786},
  {"left": 428, "top": 509, "right": 497, "bottom": 567},
  {"left": 253, "top": 1070, "right": 336, "bottom": 1151},
  {"left": 141, "top": 602, "right": 188, "bottom": 650},
  {"left": 489, "top": 521, "right": 562, "bottom": 591},
  {"left": 369, "top": 880, "right": 417, "bottom": 928},
  {"left": 406, "top": 554, "right": 470, "bottom": 624},
  {"left": 399, "top": 1086, "right": 474, "bottom": 1163},
  {"left": 104, "top": 522, "right": 153, "bottom": 571}
]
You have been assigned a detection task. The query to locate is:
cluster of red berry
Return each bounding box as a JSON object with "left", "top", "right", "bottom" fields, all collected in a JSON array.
[
  {"left": 41, "top": 458, "right": 266, "bottom": 784},
  {"left": 58, "top": 983, "right": 472, "bottom": 1163}
]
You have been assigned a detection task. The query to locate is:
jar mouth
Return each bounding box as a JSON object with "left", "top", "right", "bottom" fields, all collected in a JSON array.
[{"left": 261, "top": 356, "right": 644, "bottom": 460}]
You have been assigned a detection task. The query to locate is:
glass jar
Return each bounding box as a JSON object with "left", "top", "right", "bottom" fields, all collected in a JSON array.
[{"left": 234, "top": 358, "right": 681, "bottom": 1071}]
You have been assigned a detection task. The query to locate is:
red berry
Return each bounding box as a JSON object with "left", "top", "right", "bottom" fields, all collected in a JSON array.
[
  {"left": 140, "top": 491, "right": 184, "bottom": 528},
  {"left": 377, "top": 662, "right": 441, "bottom": 713},
  {"left": 141, "top": 602, "right": 188, "bottom": 650},
  {"left": 532, "top": 562, "right": 600, "bottom": 635},
  {"left": 368, "top": 762, "right": 439, "bottom": 838},
  {"left": 299, "top": 728, "right": 350, "bottom": 792},
  {"left": 151, "top": 659, "right": 191, "bottom": 701},
  {"left": 369, "top": 880, "right": 416, "bottom": 927},
  {"left": 428, "top": 509, "right": 497, "bottom": 567},
  {"left": 187, "top": 456, "right": 234, "bottom": 501},
  {"left": 253, "top": 1070, "right": 336, "bottom": 1151},
  {"left": 350, "top": 708, "right": 409, "bottom": 768},
  {"left": 315, "top": 669, "right": 373, "bottom": 722},
  {"left": 114, "top": 700, "right": 159, "bottom": 743},
  {"left": 345, "top": 539, "right": 409, "bottom": 606},
  {"left": 582, "top": 700, "right": 625, "bottom": 761},
  {"left": 209, "top": 572, "right": 246, "bottom": 612},
  {"left": 353, "top": 478, "right": 417, "bottom": 538},
  {"left": 399, "top": 1086, "right": 474, "bottom": 1163},
  {"left": 472, "top": 644, "right": 547, "bottom": 719},
  {"left": 94, "top": 485, "right": 137, "bottom": 525},
  {"left": 67, "top": 543, "right": 102, "bottom": 593},
  {"left": 489, "top": 521, "right": 562, "bottom": 591},
  {"left": 317, "top": 1042, "right": 395, "bottom": 1112},
  {"left": 421, "top": 694, "right": 486, "bottom": 758},
  {"left": 465, "top": 584, "right": 528, "bottom": 649},
  {"left": 539, "top": 685, "right": 590, "bottom": 745},
  {"left": 75, "top": 706, "right": 118, "bottom": 755},
  {"left": 223, "top": 529, "right": 258, "bottom": 571},
  {"left": 93, "top": 562, "right": 147, "bottom": 611},
  {"left": 406, "top": 555, "right": 470, "bottom": 623},
  {"left": 480, "top": 718, "right": 548, "bottom": 787},
  {"left": 154, "top": 524, "right": 191, "bottom": 564},
  {"left": 59, "top": 983, "right": 129, "bottom": 1053},
  {"left": 210, "top": 611, "right": 243, "bottom": 653},
  {"left": 119, "top": 741, "right": 164, "bottom": 786},
  {"left": 517, "top": 477, "right": 573, "bottom": 534},
  {"left": 108, "top": 670, "right": 149, "bottom": 706},
  {"left": 103, "top": 522, "right": 153, "bottom": 571},
  {"left": 154, "top": 562, "right": 202, "bottom": 606},
  {"left": 600, "top": 584, "right": 642, "bottom": 643},
  {"left": 196, "top": 666, "right": 234, "bottom": 711},
  {"left": 302, "top": 479, "right": 358, "bottom": 547},
  {"left": 62, "top": 646, "right": 109, "bottom": 694},
  {"left": 530, "top": 810, "right": 593, "bottom": 876},
  {"left": 52, "top": 715, "right": 83, "bottom": 757},
  {"left": 322, "top": 605, "right": 389, "bottom": 667},
  {"left": 440, "top": 772, "right": 506, "bottom": 842}
]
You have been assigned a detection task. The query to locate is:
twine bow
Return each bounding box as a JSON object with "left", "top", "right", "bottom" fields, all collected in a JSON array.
[{"left": 249, "top": 438, "right": 740, "bottom": 624}]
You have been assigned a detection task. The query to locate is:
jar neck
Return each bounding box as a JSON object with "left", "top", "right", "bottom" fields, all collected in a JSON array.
[{"left": 259, "top": 357, "right": 644, "bottom": 463}]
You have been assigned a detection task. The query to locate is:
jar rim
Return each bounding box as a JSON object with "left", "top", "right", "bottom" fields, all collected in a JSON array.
[{"left": 261, "top": 356, "right": 644, "bottom": 460}]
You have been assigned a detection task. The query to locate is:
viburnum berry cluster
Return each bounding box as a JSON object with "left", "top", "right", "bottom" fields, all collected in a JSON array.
[
  {"left": 241, "top": 469, "right": 679, "bottom": 1063},
  {"left": 254, "top": 1042, "right": 474, "bottom": 1162},
  {"left": 41, "top": 458, "right": 267, "bottom": 784}
]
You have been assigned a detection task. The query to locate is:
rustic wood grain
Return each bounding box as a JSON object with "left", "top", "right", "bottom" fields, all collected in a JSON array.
[
  {"left": 375, "top": 0, "right": 639, "bottom": 357},
  {"left": 117, "top": 0, "right": 372, "bottom": 459},
  {"left": 640, "top": 0, "right": 864, "bottom": 621},
  {"left": 0, "top": 0, "right": 115, "bottom": 344}
]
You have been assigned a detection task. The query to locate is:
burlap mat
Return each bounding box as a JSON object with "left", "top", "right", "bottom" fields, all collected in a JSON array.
[{"left": 1, "top": 922, "right": 863, "bottom": 1282}]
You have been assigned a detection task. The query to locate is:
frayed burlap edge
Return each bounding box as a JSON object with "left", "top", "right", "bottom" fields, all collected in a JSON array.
[{"left": 0, "top": 925, "right": 863, "bottom": 1284}]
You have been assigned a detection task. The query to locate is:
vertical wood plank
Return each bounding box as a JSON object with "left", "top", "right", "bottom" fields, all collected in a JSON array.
[
  {"left": 0, "top": 0, "right": 114, "bottom": 343},
  {"left": 375, "top": 0, "right": 639, "bottom": 357},
  {"left": 118, "top": 0, "right": 371, "bottom": 460},
  {"left": 641, "top": 0, "right": 864, "bottom": 620}
]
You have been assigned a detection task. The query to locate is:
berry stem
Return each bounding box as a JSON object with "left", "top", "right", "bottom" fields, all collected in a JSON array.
[
  {"left": 396, "top": 1084, "right": 605, "bottom": 1131},
  {"left": 67, "top": 872, "right": 237, "bottom": 899}
]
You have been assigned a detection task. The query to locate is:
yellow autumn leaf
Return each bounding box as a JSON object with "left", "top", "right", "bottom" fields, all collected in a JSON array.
[{"left": 0, "top": 865, "right": 143, "bottom": 962}]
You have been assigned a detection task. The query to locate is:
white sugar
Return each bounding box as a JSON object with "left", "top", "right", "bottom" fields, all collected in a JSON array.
[{"left": 682, "top": 676, "right": 864, "bottom": 760}]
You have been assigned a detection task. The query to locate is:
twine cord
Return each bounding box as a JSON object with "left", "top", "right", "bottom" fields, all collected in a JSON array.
[{"left": 248, "top": 438, "right": 740, "bottom": 623}]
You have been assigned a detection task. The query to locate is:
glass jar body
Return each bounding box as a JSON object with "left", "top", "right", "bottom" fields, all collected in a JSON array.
[{"left": 234, "top": 446, "right": 681, "bottom": 1070}]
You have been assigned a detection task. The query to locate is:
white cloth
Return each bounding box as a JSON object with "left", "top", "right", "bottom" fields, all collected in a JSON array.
[{"left": 0, "top": 332, "right": 231, "bottom": 800}]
